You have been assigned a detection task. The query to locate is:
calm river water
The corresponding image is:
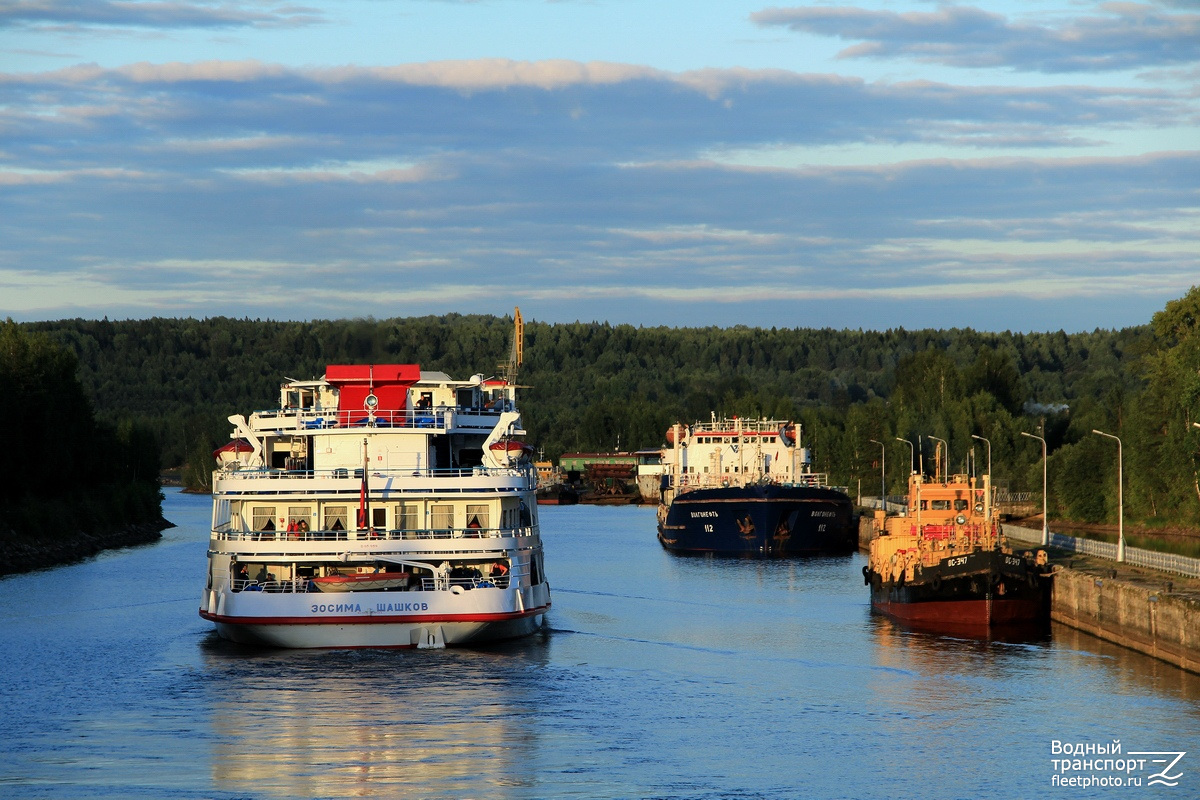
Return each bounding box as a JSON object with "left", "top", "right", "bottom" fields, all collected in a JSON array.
[{"left": 1, "top": 490, "right": 1197, "bottom": 799}]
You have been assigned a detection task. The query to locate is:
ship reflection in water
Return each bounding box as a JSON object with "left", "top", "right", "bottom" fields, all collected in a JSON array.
[{"left": 201, "top": 637, "right": 549, "bottom": 799}]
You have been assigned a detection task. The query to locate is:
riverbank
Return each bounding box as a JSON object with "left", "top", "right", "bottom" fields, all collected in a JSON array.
[
  {"left": 1006, "top": 524, "right": 1200, "bottom": 675},
  {"left": 0, "top": 519, "right": 172, "bottom": 577}
]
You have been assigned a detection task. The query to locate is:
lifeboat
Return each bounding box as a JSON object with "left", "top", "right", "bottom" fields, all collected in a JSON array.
[
  {"left": 311, "top": 572, "right": 412, "bottom": 592},
  {"left": 213, "top": 439, "right": 254, "bottom": 467},
  {"left": 665, "top": 424, "right": 688, "bottom": 444},
  {"left": 489, "top": 440, "right": 535, "bottom": 459}
]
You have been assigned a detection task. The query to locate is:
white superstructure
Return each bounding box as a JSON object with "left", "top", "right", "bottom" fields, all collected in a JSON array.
[
  {"left": 660, "top": 416, "right": 827, "bottom": 497},
  {"left": 199, "top": 363, "right": 550, "bottom": 649}
]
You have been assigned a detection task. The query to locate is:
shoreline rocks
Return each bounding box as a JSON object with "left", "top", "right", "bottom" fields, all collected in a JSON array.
[{"left": 0, "top": 519, "right": 173, "bottom": 577}]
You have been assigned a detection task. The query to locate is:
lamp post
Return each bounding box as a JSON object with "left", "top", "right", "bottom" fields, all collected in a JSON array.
[
  {"left": 971, "top": 434, "right": 992, "bottom": 525},
  {"left": 896, "top": 437, "right": 915, "bottom": 475},
  {"left": 970, "top": 434, "right": 991, "bottom": 478},
  {"left": 928, "top": 436, "right": 948, "bottom": 482},
  {"left": 869, "top": 439, "right": 886, "bottom": 513},
  {"left": 1092, "top": 429, "right": 1124, "bottom": 562},
  {"left": 1021, "top": 431, "right": 1048, "bottom": 546}
]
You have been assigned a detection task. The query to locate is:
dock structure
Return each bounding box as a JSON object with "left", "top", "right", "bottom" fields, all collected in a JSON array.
[{"left": 1005, "top": 524, "right": 1200, "bottom": 675}]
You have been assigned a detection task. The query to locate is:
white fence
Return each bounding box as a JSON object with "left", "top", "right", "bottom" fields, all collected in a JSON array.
[{"left": 1005, "top": 525, "right": 1200, "bottom": 579}]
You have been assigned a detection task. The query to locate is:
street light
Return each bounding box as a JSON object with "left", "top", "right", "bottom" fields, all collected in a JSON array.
[
  {"left": 1092, "top": 429, "right": 1125, "bottom": 562},
  {"left": 869, "top": 439, "right": 886, "bottom": 513},
  {"left": 896, "top": 437, "right": 915, "bottom": 475},
  {"left": 971, "top": 434, "right": 992, "bottom": 525},
  {"left": 927, "top": 436, "right": 948, "bottom": 482},
  {"left": 1021, "top": 431, "right": 1048, "bottom": 547},
  {"left": 970, "top": 434, "right": 991, "bottom": 477}
]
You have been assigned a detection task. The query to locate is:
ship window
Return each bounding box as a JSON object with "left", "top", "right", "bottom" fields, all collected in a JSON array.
[
  {"left": 372, "top": 507, "right": 387, "bottom": 529},
  {"left": 931, "top": 500, "right": 951, "bottom": 510},
  {"left": 954, "top": 499, "right": 969, "bottom": 511},
  {"left": 396, "top": 503, "right": 418, "bottom": 532},
  {"left": 466, "top": 504, "right": 489, "bottom": 531},
  {"left": 287, "top": 506, "right": 312, "bottom": 530},
  {"left": 252, "top": 507, "right": 276, "bottom": 531},
  {"left": 430, "top": 504, "right": 453, "bottom": 531},
  {"left": 324, "top": 505, "right": 348, "bottom": 531}
]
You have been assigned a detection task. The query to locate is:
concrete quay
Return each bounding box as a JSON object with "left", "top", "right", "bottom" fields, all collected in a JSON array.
[{"left": 1006, "top": 524, "right": 1200, "bottom": 675}]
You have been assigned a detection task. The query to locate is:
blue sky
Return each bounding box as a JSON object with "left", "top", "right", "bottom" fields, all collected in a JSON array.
[{"left": 2, "top": 1, "right": 1197, "bottom": 332}]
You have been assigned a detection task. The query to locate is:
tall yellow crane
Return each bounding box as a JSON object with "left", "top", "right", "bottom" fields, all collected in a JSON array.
[{"left": 500, "top": 307, "right": 523, "bottom": 384}]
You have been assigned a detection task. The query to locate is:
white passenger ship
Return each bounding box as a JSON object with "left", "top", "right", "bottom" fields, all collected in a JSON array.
[{"left": 198, "top": 363, "right": 551, "bottom": 648}]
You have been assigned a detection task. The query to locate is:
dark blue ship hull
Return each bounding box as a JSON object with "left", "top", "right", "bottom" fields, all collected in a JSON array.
[{"left": 657, "top": 484, "right": 857, "bottom": 556}]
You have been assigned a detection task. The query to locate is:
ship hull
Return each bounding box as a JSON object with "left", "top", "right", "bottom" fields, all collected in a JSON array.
[
  {"left": 866, "top": 549, "right": 1051, "bottom": 633},
  {"left": 200, "top": 586, "right": 550, "bottom": 649},
  {"left": 657, "top": 484, "right": 856, "bottom": 556}
]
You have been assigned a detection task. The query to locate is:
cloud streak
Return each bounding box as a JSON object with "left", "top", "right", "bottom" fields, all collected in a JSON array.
[
  {"left": 0, "top": 0, "right": 324, "bottom": 31},
  {"left": 1, "top": 46, "right": 1197, "bottom": 331},
  {"left": 751, "top": 3, "right": 1200, "bottom": 72}
]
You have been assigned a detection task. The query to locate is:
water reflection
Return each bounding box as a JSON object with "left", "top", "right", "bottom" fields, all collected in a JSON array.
[{"left": 200, "top": 633, "right": 551, "bottom": 799}]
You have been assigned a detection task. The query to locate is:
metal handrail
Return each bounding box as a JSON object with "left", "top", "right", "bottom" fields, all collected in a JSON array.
[
  {"left": 230, "top": 572, "right": 517, "bottom": 593},
  {"left": 250, "top": 404, "right": 511, "bottom": 431},
  {"left": 216, "top": 525, "right": 535, "bottom": 543},
  {"left": 1006, "top": 525, "right": 1200, "bottom": 578},
  {"left": 217, "top": 463, "right": 536, "bottom": 482}
]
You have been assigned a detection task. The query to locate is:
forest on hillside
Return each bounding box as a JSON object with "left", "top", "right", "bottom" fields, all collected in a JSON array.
[
  {"left": 0, "top": 322, "right": 163, "bottom": 542},
  {"left": 21, "top": 286, "right": 1200, "bottom": 531}
]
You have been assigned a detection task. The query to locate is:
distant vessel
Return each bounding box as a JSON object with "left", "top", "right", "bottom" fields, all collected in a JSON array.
[
  {"left": 634, "top": 449, "right": 664, "bottom": 504},
  {"left": 534, "top": 460, "right": 579, "bottom": 505},
  {"left": 864, "top": 464, "right": 1052, "bottom": 633},
  {"left": 656, "top": 417, "right": 856, "bottom": 556},
  {"left": 198, "top": 314, "right": 552, "bottom": 649},
  {"left": 559, "top": 452, "right": 639, "bottom": 503}
]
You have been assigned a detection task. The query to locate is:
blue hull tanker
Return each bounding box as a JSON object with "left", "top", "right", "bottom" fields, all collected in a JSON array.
[
  {"left": 655, "top": 418, "right": 856, "bottom": 557},
  {"left": 657, "top": 483, "right": 856, "bottom": 555}
]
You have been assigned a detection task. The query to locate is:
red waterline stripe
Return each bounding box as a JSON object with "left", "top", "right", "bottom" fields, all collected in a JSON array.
[{"left": 199, "top": 605, "right": 550, "bottom": 626}]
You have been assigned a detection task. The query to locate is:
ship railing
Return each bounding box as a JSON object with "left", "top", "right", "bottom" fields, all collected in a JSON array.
[
  {"left": 666, "top": 472, "right": 830, "bottom": 491},
  {"left": 250, "top": 404, "right": 513, "bottom": 432},
  {"left": 214, "top": 525, "right": 536, "bottom": 543},
  {"left": 232, "top": 577, "right": 309, "bottom": 593},
  {"left": 911, "top": 523, "right": 1001, "bottom": 554},
  {"left": 419, "top": 574, "right": 513, "bottom": 591},
  {"left": 230, "top": 572, "right": 521, "bottom": 593},
  {"left": 687, "top": 419, "right": 791, "bottom": 434},
  {"left": 218, "top": 463, "right": 535, "bottom": 482}
]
